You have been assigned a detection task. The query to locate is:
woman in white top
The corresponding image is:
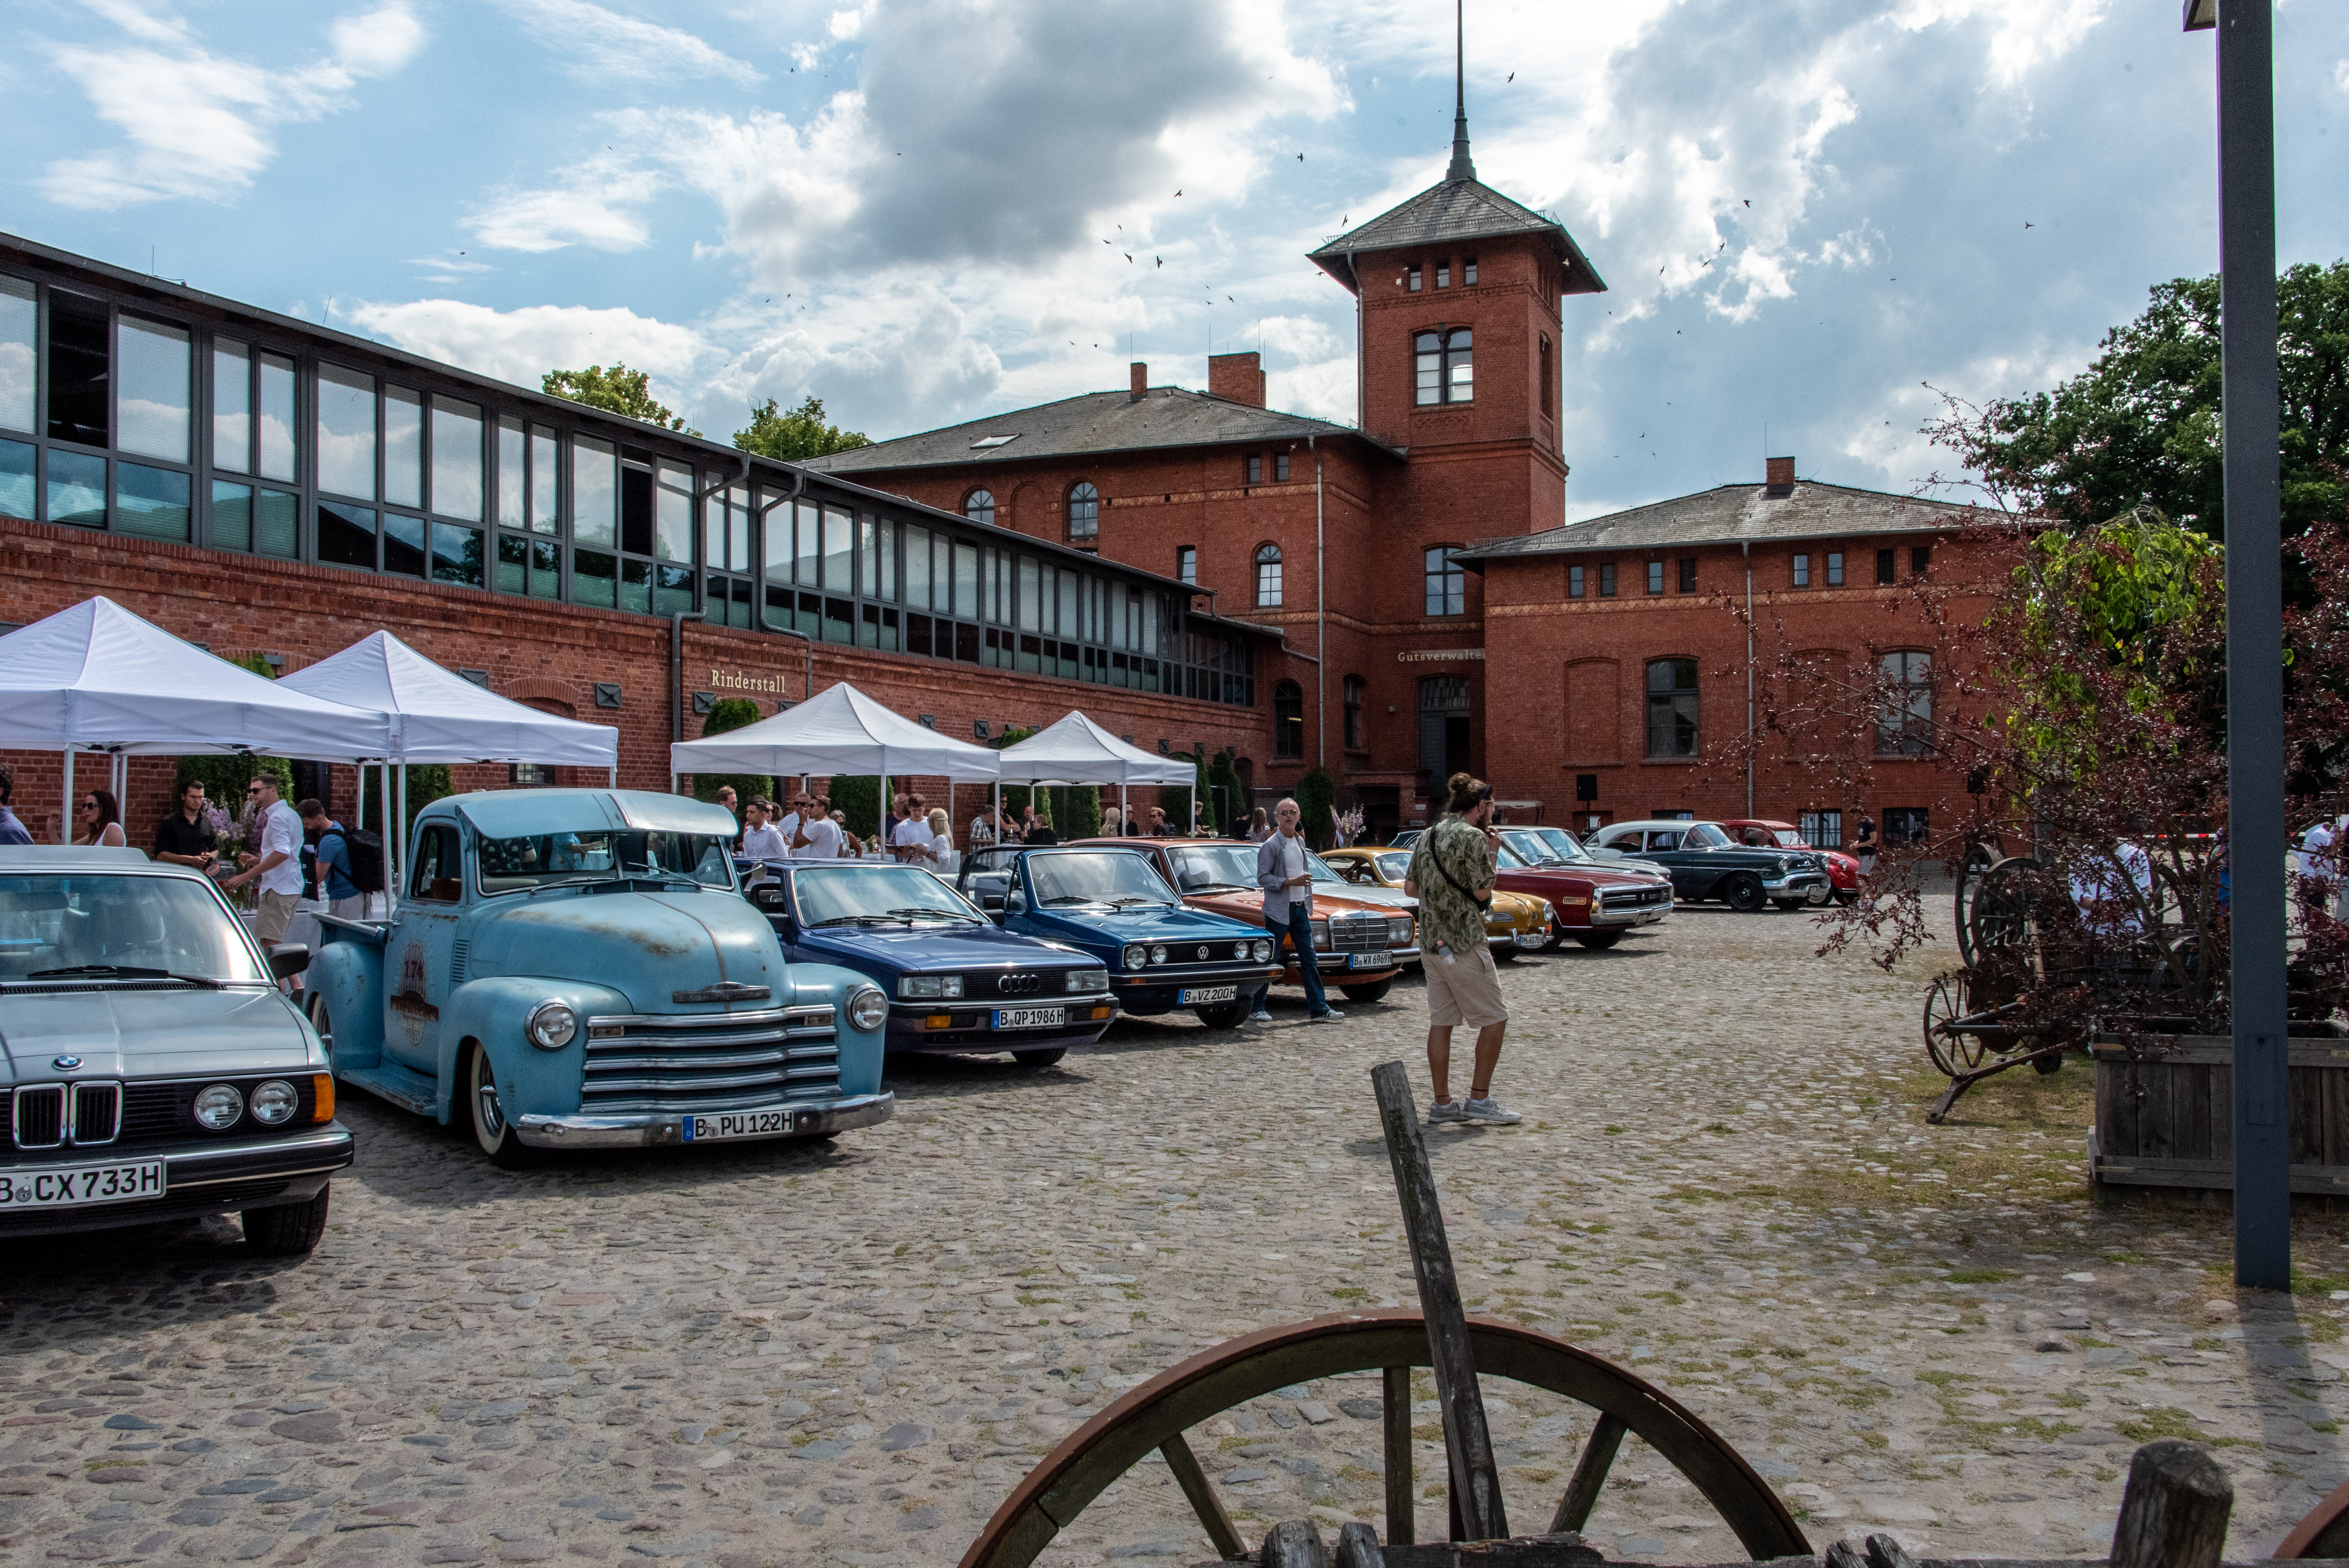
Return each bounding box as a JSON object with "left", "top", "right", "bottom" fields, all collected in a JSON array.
[
  {"left": 927, "top": 808, "right": 955, "bottom": 874},
  {"left": 75, "top": 789, "right": 128, "bottom": 848}
]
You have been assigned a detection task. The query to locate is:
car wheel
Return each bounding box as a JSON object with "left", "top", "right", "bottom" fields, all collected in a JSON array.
[
  {"left": 1493, "top": 941, "right": 1518, "bottom": 962},
  {"left": 1011, "top": 1046, "right": 1068, "bottom": 1069},
  {"left": 1339, "top": 979, "right": 1393, "bottom": 1005},
  {"left": 306, "top": 992, "right": 335, "bottom": 1070},
  {"left": 466, "top": 1044, "right": 538, "bottom": 1170},
  {"left": 1195, "top": 1000, "right": 1250, "bottom": 1029},
  {"left": 243, "top": 1184, "right": 331, "bottom": 1257},
  {"left": 1574, "top": 932, "right": 1624, "bottom": 950},
  {"left": 1724, "top": 874, "right": 1766, "bottom": 913}
]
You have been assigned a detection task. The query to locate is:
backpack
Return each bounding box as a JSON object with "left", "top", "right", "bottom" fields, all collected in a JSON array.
[{"left": 330, "top": 829, "right": 386, "bottom": 895}]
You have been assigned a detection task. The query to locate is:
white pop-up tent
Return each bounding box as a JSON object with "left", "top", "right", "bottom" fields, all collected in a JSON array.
[
  {"left": 670, "top": 682, "right": 999, "bottom": 851},
  {"left": 279, "top": 631, "right": 623, "bottom": 903},
  {"left": 0, "top": 597, "right": 392, "bottom": 835},
  {"left": 993, "top": 710, "right": 1197, "bottom": 831}
]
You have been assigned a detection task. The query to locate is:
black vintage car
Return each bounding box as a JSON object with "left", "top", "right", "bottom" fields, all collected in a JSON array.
[{"left": 1584, "top": 819, "right": 1831, "bottom": 912}]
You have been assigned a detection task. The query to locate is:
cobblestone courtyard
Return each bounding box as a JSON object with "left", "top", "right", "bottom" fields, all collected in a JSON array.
[{"left": 7, "top": 897, "right": 2348, "bottom": 1567}]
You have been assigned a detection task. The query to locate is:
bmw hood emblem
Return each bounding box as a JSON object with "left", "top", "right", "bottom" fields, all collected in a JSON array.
[{"left": 52, "top": 1056, "right": 82, "bottom": 1071}]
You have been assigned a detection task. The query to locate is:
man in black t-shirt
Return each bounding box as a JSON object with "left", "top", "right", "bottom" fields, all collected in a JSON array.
[{"left": 153, "top": 779, "right": 219, "bottom": 872}]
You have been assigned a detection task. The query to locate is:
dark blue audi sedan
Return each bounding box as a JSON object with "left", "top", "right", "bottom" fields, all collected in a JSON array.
[
  {"left": 954, "top": 846, "right": 1280, "bottom": 1029},
  {"left": 744, "top": 861, "right": 1115, "bottom": 1070}
]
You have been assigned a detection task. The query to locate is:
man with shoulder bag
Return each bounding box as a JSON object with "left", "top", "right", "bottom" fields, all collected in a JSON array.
[{"left": 1404, "top": 773, "right": 1520, "bottom": 1124}]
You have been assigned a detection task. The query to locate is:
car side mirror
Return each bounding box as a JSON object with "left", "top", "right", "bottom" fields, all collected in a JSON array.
[
  {"left": 267, "top": 943, "right": 311, "bottom": 981},
  {"left": 1005, "top": 891, "right": 1027, "bottom": 914}
]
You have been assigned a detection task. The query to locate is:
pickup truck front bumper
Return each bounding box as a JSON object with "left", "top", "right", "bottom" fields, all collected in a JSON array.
[{"left": 513, "top": 1091, "right": 895, "bottom": 1149}]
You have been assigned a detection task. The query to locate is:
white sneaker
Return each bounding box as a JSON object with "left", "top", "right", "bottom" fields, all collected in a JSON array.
[
  {"left": 1309, "top": 1006, "right": 1345, "bottom": 1022},
  {"left": 1462, "top": 1097, "right": 1522, "bottom": 1124},
  {"left": 1427, "top": 1100, "right": 1470, "bottom": 1124},
  {"left": 1249, "top": 1008, "right": 1273, "bottom": 1023}
]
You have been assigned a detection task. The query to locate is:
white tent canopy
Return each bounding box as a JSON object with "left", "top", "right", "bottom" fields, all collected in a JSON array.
[
  {"left": 668, "top": 682, "right": 1000, "bottom": 781},
  {"left": 277, "top": 631, "right": 618, "bottom": 768},
  {"left": 992, "top": 711, "right": 1196, "bottom": 785},
  {"left": 0, "top": 596, "right": 390, "bottom": 759}
]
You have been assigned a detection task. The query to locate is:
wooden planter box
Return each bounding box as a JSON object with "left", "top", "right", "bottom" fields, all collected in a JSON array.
[{"left": 2091, "top": 1034, "right": 2349, "bottom": 1202}]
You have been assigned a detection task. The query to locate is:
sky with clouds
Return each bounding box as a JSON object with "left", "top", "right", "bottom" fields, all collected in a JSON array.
[{"left": 4, "top": 0, "right": 2345, "bottom": 523}]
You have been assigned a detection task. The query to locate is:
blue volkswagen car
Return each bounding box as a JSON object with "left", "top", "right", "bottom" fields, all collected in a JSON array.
[
  {"left": 746, "top": 861, "right": 1116, "bottom": 1070},
  {"left": 955, "top": 846, "right": 1279, "bottom": 1029}
]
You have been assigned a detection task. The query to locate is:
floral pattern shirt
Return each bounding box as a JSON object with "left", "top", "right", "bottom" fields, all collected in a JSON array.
[{"left": 1408, "top": 815, "right": 1495, "bottom": 958}]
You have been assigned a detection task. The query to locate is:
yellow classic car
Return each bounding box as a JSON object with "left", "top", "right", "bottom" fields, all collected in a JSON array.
[{"left": 1322, "top": 847, "right": 1557, "bottom": 957}]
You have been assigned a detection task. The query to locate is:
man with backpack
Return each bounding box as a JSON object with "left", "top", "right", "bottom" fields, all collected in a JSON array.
[
  {"left": 300, "top": 799, "right": 367, "bottom": 922},
  {"left": 1403, "top": 772, "right": 1520, "bottom": 1125}
]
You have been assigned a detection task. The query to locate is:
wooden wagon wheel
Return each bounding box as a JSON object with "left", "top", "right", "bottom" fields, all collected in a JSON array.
[
  {"left": 1922, "top": 970, "right": 1985, "bottom": 1077},
  {"left": 956, "top": 1310, "right": 1808, "bottom": 1568},
  {"left": 1961, "top": 855, "right": 2043, "bottom": 970},
  {"left": 2277, "top": 1473, "right": 2349, "bottom": 1557}
]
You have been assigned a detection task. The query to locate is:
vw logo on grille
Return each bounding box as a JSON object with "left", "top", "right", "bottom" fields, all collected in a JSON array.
[
  {"left": 993, "top": 972, "right": 1044, "bottom": 995},
  {"left": 52, "top": 1056, "right": 81, "bottom": 1071},
  {"left": 1197, "top": 945, "right": 1210, "bottom": 962}
]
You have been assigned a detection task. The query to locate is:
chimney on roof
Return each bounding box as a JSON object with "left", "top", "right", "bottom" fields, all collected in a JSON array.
[
  {"left": 1208, "top": 351, "right": 1266, "bottom": 408},
  {"left": 1130, "top": 362, "right": 1148, "bottom": 400},
  {"left": 1764, "top": 455, "right": 1795, "bottom": 497}
]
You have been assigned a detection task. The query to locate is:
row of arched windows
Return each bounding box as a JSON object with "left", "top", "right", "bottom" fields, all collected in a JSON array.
[{"left": 963, "top": 482, "right": 1098, "bottom": 539}]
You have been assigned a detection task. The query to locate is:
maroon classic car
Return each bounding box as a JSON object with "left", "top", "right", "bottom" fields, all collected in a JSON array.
[
  {"left": 1488, "top": 829, "right": 1675, "bottom": 950},
  {"left": 1718, "top": 819, "right": 1861, "bottom": 904}
]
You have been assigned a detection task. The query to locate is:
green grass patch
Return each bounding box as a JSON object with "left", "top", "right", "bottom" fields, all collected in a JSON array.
[{"left": 1944, "top": 1269, "right": 2014, "bottom": 1284}]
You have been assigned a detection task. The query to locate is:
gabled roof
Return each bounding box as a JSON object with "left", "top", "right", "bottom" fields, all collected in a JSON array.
[
  {"left": 1308, "top": 178, "right": 1607, "bottom": 296},
  {"left": 1455, "top": 480, "right": 1996, "bottom": 562},
  {"left": 802, "top": 385, "right": 1403, "bottom": 475}
]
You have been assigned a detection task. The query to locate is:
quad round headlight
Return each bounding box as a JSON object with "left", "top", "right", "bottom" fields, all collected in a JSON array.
[
  {"left": 248, "top": 1080, "right": 300, "bottom": 1127},
  {"left": 192, "top": 1083, "right": 244, "bottom": 1131},
  {"left": 1252, "top": 939, "right": 1274, "bottom": 963},
  {"left": 848, "top": 985, "right": 889, "bottom": 1032},
  {"left": 526, "top": 1000, "right": 578, "bottom": 1050},
  {"left": 1120, "top": 943, "right": 1148, "bottom": 970},
  {"left": 1148, "top": 945, "right": 1168, "bottom": 966}
]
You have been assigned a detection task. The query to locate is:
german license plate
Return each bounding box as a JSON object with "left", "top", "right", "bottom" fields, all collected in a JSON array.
[
  {"left": 0, "top": 1160, "right": 166, "bottom": 1209},
  {"left": 992, "top": 1007, "right": 1066, "bottom": 1030},
  {"left": 1347, "top": 950, "right": 1393, "bottom": 971},
  {"left": 682, "top": 1108, "right": 805, "bottom": 1143},
  {"left": 1179, "top": 985, "right": 1237, "bottom": 1005}
]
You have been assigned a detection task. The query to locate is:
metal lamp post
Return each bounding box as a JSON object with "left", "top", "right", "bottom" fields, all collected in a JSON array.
[{"left": 2185, "top": 0, "right": 2289, "bottom": 1289}]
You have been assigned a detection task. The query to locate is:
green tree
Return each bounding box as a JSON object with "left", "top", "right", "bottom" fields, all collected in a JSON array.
[
  {"left": 542, "top": 363, "right": 699, "bottom": 436},
  {"left": 1205, "top": 748, "right": 1243, "bottom": 835},
  {"left": 828, "top": 775, "right": 881, "bottom": 841},
  {"left": 687, "top": 698, "right": 775, "bottom": 815},
  {"left": 732, "top": 396, "right": 874, "bottom": 462},
  {"left": 1930, "top": 261, "right": 2349, "bottom": 539},
  {"left": 1297, "top": 766, "right": 1337, "bottom": 851},
  {"left": 400, "top": 764, "right": 453, "bottom": 841}
]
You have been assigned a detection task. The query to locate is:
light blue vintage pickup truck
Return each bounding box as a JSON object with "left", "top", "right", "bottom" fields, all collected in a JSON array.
[{"left": 305, "top": 789, "right": 892, "bottom": 1167}]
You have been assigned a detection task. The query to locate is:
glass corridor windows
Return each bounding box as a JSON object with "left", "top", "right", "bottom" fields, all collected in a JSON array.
[
  {"left": 317, "top": 363, "right": 376, "bottom": 499},
  {"left": 0, "top": 276, "right": 33, "bottom": 434},
  {"left": 430, "top": 397, "right": 483, "bottom": 521},
  {"left": 115, "top": 317, "right": 189, "bottom": 464}
]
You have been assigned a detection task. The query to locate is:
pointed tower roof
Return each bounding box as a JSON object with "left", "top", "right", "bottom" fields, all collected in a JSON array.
[
  {"left": 1307, "top": 181, "right": 1607, "bottom": 296},
  {"left": 1307, "top": 1, "right": 1605, "bottom": 296}
]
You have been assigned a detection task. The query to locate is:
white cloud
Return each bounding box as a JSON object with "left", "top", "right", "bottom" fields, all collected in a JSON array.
[
  {"left": 466, "top": 158, "right": 664, "bottom": 253},
  {"left": 341, "top": 298, "right": 710, "bottom": 400},
  {"left": 490, "top": 0, "right": 759, "bottom": 85},
  {"left": 39, "top": 2, "right": 423, "bottom": 210},
  {"left": 1890, "top": 0, "right": 2110, "bottom": 90}
]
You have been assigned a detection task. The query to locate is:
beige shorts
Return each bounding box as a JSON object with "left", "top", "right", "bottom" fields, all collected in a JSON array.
[
  {"left": 1425, "top": 941, "right": 1508, "bottom": 1029},
  {"left": 252, "top": 889, "right": 299, "bottom": 944}
]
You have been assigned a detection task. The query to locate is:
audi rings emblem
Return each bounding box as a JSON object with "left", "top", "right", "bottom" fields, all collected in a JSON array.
[{"left": 993, "top": 972, "right": 1045, "bottom": 995}]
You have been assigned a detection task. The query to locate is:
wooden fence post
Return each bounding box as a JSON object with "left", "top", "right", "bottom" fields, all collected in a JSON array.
[
  {"left": 1370, "top": 1059, "right": 1508, "bottom": 1543},
  {"left": 2110, "top": 1439, "right": 2232, "bottom": 1568}
]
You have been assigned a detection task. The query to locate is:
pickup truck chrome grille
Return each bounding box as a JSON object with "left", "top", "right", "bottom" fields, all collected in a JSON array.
[{"left": 579, "top": 1005, "right": 840, "bottom": 1115}]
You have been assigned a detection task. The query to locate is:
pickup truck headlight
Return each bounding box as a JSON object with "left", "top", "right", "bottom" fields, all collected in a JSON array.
[
  {"left": 898, "top": 974, "right": 965, "bottom": 999},
  {"left": 1065, "top": 968, "right": 1109, "bottom": 993},
  {"left": 1252, "top": 939, "right": 1274, "bottom": 963},
  {"left": 526, "top": 1000, "right": 577, "bottom": 1050},
  {"left": 848, "top": 985, "right": 888, "bottom": 1032},
  {"left": 1120, "top": 943, "right": 1148, "bottom": 970},
  {"left": 1388, "top": 916, "right": 1414, "bottom": 945}
]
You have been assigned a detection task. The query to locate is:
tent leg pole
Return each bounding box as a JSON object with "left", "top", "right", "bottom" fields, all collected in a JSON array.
[
  {"left": 1121, "top": 783, "right": 1128, "bottom": 833},
  {"left": 881, "top": 774, "right": 890, "bottom": 859},
  {"left": 61, "top": 750, "right": 73, "bottom": 845}
]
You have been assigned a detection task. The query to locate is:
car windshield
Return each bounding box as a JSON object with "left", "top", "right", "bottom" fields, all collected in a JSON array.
[
  {"left": 1167, "top": 843, "right": 1259, "bottom": 893},
  {"left": 1024, "top": 850, "right": 1178, "bottom": 907},
  {"left": 1306, "top": 852, "right": 1356, "bottom": 887},
  {"left": 0, "top": 873, "right": 269, "bottom": 984},
  {"left": 477, "top": 831, "right": 735, "bottom": 895},
  {"left": 1762, "top": 828, "right": 1806, "bottom": 848},
  {"left": 1499, "top": 829, "right": 1566, "bottom": 867},
  {"left": 1529, "top": 827, "right": 1597, "bottom": 863},
  {"left": 793, "top": 865, "right": 984, "bottom": 926},
  {"left": 1374, "top": 852, "right": 1411, "bottom": 882},
  {"left": 1685, "top": 823, "right": 1732, "bottom": 848},
  {"left": 1495, "top": 841, "right": 1531, "bottom": 869}
]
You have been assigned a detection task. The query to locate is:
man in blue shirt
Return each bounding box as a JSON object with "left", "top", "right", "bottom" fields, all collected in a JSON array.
[
  {"left": 0, "top": 766, "right": 32, "bottom": 846},
  {"left": 298, "top": 799, "right": 365, "bottom": 920}
]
